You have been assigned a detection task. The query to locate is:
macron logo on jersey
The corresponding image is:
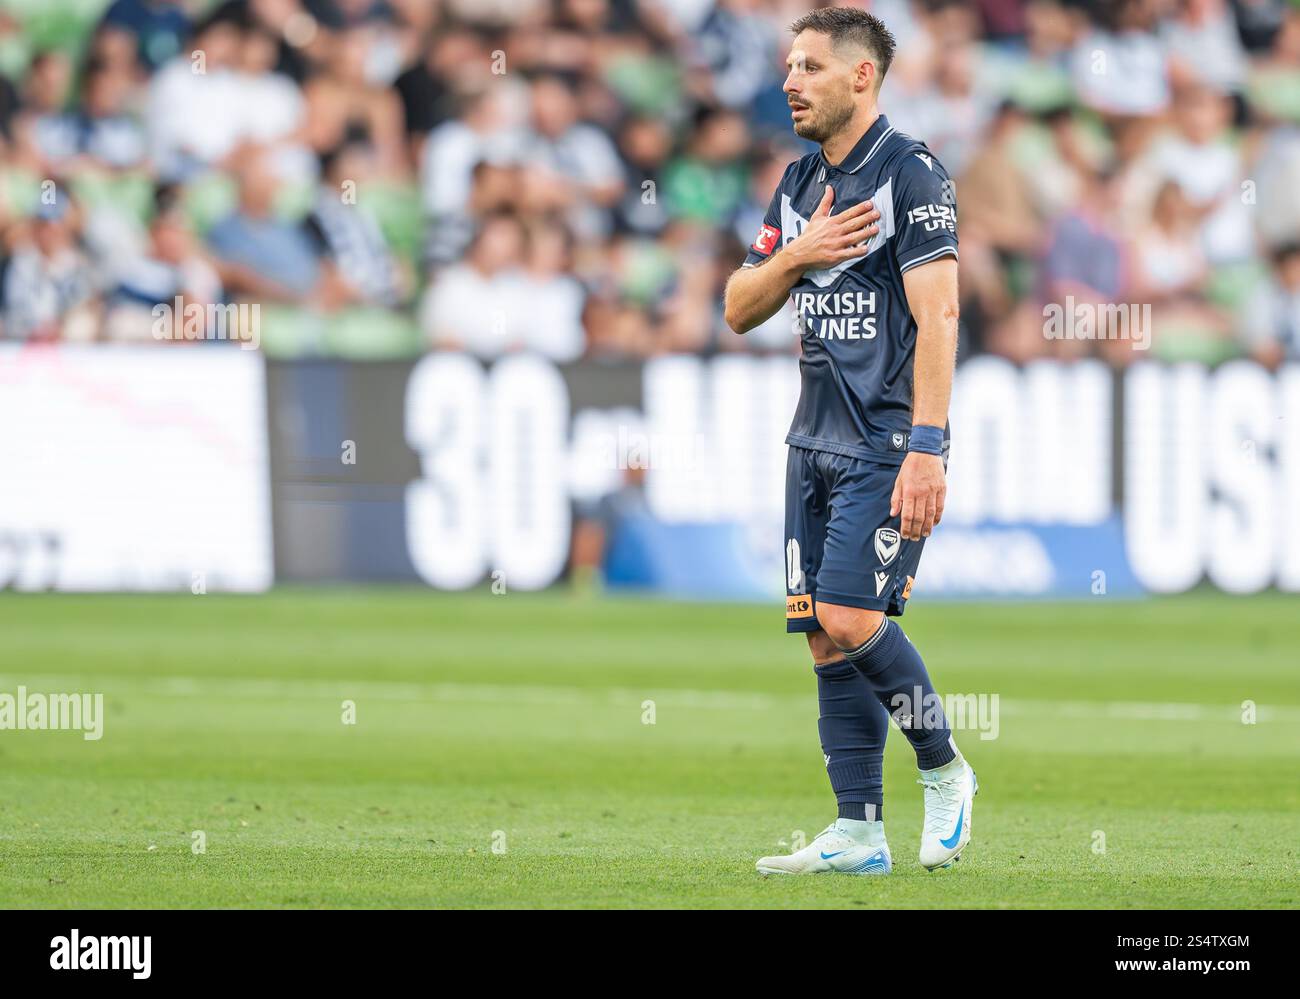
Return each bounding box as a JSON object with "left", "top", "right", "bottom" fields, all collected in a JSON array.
[{"left": 752, "top": 224, "right": 780, "bottom": 255}]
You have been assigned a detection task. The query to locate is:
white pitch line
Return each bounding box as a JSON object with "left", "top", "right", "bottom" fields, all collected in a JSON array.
[
  {"left": 0, "top": 673, "right": 777, "bottom": 712},
  {"left": 0, "top": 673, "right": 1295, "bottom": 723}
]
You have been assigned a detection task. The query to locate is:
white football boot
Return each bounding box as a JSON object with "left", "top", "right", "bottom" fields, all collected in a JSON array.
[
  {"left": 756, "top": 821, "right": 892, "bottom": 876},
  {"left": 917, "top": 755, "right": 979, "bottom": 870}
]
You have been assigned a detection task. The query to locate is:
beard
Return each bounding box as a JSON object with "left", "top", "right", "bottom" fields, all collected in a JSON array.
[{"left": 791, "top": 92, "right": 856, "bottom": 144}]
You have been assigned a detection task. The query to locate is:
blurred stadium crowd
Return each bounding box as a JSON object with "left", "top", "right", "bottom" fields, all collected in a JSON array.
[{"left": 0, "top": 0, "right": 1298, "bottom": 364}]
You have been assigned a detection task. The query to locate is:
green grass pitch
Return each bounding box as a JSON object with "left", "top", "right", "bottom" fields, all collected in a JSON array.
[{"left": 0, "top": 589, "right": 1296, "bottom": 909}]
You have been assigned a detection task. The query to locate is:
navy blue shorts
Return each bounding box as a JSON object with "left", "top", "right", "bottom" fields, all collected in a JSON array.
[{"left": 784, "top": 445, "right": 926, "bottom": 633}]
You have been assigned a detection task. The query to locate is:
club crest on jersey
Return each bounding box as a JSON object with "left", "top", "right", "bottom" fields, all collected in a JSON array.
[
  {"left": 874, "top": 527, "right": 901, "bottom": 566},
  {"left": 752, "top": 224, "right": 780, "bottom": 255},
  {"left": 891, "top": 432, "right": 906, "bottom": 450}
]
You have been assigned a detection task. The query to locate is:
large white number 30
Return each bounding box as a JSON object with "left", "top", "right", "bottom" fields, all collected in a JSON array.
[{"left": 404, "top": 354, "right": 571, "bottom": 590}]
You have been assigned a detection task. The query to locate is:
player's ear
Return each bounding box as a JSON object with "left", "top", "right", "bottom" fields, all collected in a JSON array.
[{"left": 856, "top": 58, "right": 876, "bottom": 94}]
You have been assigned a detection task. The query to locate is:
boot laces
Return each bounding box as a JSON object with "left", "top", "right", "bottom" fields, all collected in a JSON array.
[{"left": 918, "top": 772, "right": 963, "bottom": 830}]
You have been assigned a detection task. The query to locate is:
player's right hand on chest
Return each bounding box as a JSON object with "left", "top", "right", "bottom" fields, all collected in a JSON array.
[{"left": 787, "top": 185, "right": 881, "bottom": 272}]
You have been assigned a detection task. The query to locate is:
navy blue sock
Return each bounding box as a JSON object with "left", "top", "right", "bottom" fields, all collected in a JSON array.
[
  {"left": 814, "top": 658, "right": 887, "bottom": 821},
  {"left": 841, "top": 620, "right": 957, "bottom": 771}
]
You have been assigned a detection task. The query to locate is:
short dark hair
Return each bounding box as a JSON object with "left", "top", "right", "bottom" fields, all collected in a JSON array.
[
  {"left": 790, "top": 7, "right": 897, "bottom": 87},
  {"left": 1271, "top": 240, "right": 1300, "bottom": 267}
]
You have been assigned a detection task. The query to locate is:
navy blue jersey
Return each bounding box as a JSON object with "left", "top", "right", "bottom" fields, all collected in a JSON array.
[{"left": 743, "top": 114, "right": 957, "bottom": 464}]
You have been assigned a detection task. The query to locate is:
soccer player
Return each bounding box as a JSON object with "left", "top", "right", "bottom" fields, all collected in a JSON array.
[{"left": 723, "top": 7, "right": 975, "bottom": 875}]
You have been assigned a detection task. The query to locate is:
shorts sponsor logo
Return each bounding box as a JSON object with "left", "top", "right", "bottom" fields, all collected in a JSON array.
[
  {"left": 902, "top": 575, "right": 914, "bottom": 600},
  {"left": 874, "top": 527, "right": 901, "bottom": 566},
  {"left": 786, "top": 595, "right": 814, "bottom": 619}
]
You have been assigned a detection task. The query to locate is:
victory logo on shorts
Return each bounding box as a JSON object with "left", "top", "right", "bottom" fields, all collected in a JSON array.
[
  {"left": 874, "top": 527, "right": 901, "bottom": 566},
  {"left": 752, "top": 224, "right": 780, "bottom": 255}
]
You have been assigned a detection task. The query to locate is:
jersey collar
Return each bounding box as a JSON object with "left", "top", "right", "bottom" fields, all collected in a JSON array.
[{"left": 819, "top": 113, "right": 895, "bottom": 176}]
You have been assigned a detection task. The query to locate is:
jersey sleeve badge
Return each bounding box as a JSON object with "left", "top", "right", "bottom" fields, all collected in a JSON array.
[{"left": 752, "top": 224, "right": 780, "bottom": 255}]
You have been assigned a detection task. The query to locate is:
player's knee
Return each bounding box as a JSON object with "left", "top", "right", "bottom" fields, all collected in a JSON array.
[
  {"left": 817, "top": 603, "right": 885, "bottom": 651},
  {"left": 805, "top": 629, "right": 841, "bottom": 666}
]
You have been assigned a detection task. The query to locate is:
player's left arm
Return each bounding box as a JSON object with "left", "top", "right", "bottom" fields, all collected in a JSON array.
[
  {"left": 893, "top": 257, "right": 958, "bottom": 541},
  {"left": 890, "top": 150, "right": 960, "bottom": 542}
]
